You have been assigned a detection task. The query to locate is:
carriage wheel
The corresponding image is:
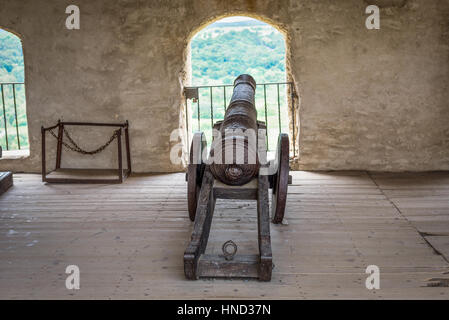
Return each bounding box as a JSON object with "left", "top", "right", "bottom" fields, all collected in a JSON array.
[
  {"left": 187, "top": 132, "right": 207, "bottom": 221},
  {"left": 271, "top": 133, "right": 289, "bottom": 224}
]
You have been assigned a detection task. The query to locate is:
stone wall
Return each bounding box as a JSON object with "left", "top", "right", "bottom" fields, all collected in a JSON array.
[{"left": 0, "top": 0, "right": 448, "bottom": 173}]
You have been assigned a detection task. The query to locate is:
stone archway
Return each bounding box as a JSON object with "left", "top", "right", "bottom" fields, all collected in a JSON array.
[{"left": 179, "top": 13, "right": 300, "bottom": 164}]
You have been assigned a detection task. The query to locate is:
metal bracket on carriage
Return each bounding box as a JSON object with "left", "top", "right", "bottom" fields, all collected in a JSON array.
[{"left": 222, "top": 240, "right": 238, "bottom": 261}]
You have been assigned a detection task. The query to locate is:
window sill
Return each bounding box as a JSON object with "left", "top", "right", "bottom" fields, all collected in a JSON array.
[{"left": 0, "top": 149, "right": 30, "bottom": 160}]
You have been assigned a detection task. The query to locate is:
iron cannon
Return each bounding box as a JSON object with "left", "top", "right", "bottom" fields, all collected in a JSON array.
[
  {"left": 209, "top": 74, "right": 260, "bottom": 186},
  {"left": 185, "top": 74, "right": 291, "bottom": 281}
]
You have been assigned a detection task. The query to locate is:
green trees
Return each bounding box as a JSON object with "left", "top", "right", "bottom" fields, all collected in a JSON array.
[
  {"left": 190, "top": 20, "right": 288, "bottom": 150},
  {"left": 191, "top": 23, "right": 286, "bottom": 85},
  {"left": 0, "top": 29, "right": 24, "bottom": 83},
  {"left": 0, "top": 29, "right": 29, "bottom": 150}
]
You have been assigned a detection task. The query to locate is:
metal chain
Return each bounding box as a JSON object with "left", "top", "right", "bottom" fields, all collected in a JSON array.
[{"left": 49, "top": 127, "right": 119, "bottom": 155}]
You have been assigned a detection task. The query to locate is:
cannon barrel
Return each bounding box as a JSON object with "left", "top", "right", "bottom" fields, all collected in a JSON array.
[{"left": 210, "top": 74, "right": 260, "bottom": 186}]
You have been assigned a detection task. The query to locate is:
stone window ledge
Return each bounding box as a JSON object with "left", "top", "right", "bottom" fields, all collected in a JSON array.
[{"left": 0, "top": 149, "right": 30, "bottom": 160}]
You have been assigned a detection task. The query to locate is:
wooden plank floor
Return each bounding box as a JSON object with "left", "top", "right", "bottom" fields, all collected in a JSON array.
[
  {"left": 46, "top": 169, "right": 124, "bottom": 180},
  {"left": 0, "top": 171, "right": 448, "bottom": 299}
]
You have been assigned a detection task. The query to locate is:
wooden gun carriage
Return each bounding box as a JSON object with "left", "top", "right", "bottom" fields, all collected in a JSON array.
[{"left": 184, "top": 75, "right": 290, "bottom": 281}]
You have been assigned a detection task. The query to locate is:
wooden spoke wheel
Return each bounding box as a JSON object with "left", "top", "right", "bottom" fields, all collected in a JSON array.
[
  {"left": 271, "top": 133, "right": 289, "bottom": 224},
  {"left": 187, "top": 132, "right": 207, "bottom": 221}
]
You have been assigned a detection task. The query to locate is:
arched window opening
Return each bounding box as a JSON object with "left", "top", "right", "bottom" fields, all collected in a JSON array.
[
  {"left": 186, "top": 16, "right": 292, "bottom": 154},
  {"left": 0, "top": 28, "right": 29, "bottom": 157}
]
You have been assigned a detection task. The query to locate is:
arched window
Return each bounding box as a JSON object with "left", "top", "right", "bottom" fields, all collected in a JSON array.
[
  {"left": 187, "top": 16, "right": 291, "bottom": 152},
  {"left": 0, "top": 28, "right": 29, "bottom": 156}
]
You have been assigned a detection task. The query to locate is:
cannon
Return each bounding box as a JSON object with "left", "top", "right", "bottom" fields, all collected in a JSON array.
[
  {"left": 184, "top": 74, "right": 290, "bottom": 281},
  {"left": 209, "top": 74, "right": 259, "bottom": 186}
]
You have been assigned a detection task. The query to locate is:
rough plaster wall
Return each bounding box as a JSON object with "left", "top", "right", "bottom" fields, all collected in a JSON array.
[
  {"left": 293, "top": 0, "right": 449, "bottom": 170},
  {"left": 0, "top": 0, "right": 448, "bottom": 173}
]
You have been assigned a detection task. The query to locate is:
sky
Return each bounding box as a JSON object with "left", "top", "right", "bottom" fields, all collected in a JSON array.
[{"left": 217, "top": 16, "right": 257, "bottom": 23}]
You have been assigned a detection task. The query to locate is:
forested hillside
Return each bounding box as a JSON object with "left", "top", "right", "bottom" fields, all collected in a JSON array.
[
  {"left": 0, "top": 29, "right": 28, "bottom": 150},
  {"left": 191, "top": 20, "right": 286, "bottom": 85},
  {"left": 190, "top": 19, "right": 288, "bottom": 150},
  {"left": 0, "top": 29, "right": 24, "bottom": 83}
]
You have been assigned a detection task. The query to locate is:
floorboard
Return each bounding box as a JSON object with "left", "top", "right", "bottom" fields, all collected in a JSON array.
[{"left": 0, "top": 171, "right": 448, "bottom": 299}]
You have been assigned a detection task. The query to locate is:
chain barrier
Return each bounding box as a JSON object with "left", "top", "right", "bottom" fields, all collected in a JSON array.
[{"left": 49, "top": 127, "right": 119, "bottom": 155}]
